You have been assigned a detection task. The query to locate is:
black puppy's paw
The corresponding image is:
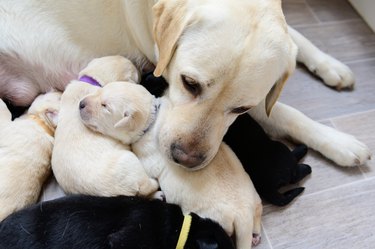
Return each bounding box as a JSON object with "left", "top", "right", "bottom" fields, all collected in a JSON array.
[
  {"left": 291, "top": 164, "right": 312, "bottom": 184},
  {"left": 263, "top": 187, "right": 305, "bottom": 206},
  {"left": 273, "top": 187, "right": 305, "bottom": 206},
  {"left": 291, "top": 144, "right": 308, "bottom": 161},
  {"left": 280, "top": 187, "right": 305, "bottom": 206}
]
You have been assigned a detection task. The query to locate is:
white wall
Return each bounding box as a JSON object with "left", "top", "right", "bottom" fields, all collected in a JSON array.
[{"left": 349, "top": 0, "right": 375, "bottom": 32}]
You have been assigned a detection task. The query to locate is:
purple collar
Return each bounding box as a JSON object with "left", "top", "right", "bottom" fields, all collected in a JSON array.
[{"left": 79, "top": 75, "right": 102, "bottom": 87}]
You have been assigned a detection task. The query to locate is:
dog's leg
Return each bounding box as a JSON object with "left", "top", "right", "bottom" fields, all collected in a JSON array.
[
  {"left": 233, "top": 216, "right": 255, "bottom": 249},
  {"left": 0, "top": 99, "right": 12, "bottom": 123},
  {"left": 249, "top": 102, "right": 372, "bottom": 167},
  {"left": 288, "top": 26, "right": 355, "bottom": 90}
]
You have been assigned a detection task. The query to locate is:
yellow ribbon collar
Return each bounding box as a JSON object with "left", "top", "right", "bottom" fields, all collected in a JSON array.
[{"left": 176, "top": 214, "right": 192, "bottom": 249}]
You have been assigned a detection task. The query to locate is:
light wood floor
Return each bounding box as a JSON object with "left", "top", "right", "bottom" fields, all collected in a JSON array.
[{"left": 258, "top": 1, "right": 375, "bottom": 249}]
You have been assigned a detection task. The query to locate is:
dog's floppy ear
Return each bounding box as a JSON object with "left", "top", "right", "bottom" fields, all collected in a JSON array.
[
  {"left": 265, "top": 72, "right": 289, "bottom": 116},
  {"left": 153, "top": 0, "right": 191, "bottom": 77},
  {"left": 265, "top": 34, "right": 298, "bottom": 116}
]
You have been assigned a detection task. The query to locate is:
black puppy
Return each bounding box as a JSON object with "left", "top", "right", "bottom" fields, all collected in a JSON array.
[
  {"left": 141, "top": 72, "right": 311, "bottom": 206},
  {"left": 224, "top": 114, "right": 312, "bottom": 206},
  {"left": 0, "top": 195, "right": 234, "bottom": 249}
]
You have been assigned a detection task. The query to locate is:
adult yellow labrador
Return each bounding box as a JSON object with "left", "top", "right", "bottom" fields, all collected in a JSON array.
[{"left": 0, "top": 0, "right": 371, "bottom": 168}]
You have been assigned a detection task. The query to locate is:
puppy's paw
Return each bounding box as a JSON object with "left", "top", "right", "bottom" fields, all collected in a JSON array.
[
  {"left": 0, "top": 98, "right": 6, "bottom": 107},
  {"left": 291, "top": 164, "right": 311, "bottom": 183},
  {"left": 252, "top": 233, "right": 261, "bottom": 246},
  {"left": 0, "top": 98, "right": 9, "bottom": 111},
  {"left": 151, "top": 191, "right": 166, "bottom": 201},
  {"left": 319, "top": 128, "right": 371, "bottom": 167},
  {"left": 312, "top": 53, "right": 355, "bottom": 90},
  {"left": 0, "top": 98, "right": 12, "bottom": 121},
  {"left": 292, "top": 144, "right": 308, "bottom": 161},
  {"left": 139, "top": 178, "right": 160, "bottom": 196}
]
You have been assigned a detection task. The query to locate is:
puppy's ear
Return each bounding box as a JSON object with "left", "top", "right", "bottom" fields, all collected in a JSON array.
[
  {"left": 44, "top": 109, "right": 59, "bottom": 128},
  {"left": 265, "top": 72, "right": 289, "bottom": 117},
  {"left": 114, "top": 111, "right": 137, "bottom": 131},
  {"left": 152, "top": 0, "right": 192, "bottom": 77}
]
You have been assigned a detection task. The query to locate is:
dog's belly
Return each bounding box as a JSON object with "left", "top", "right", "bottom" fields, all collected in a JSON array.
[
  {"left": 0, "top": 53, "right": 77, "bottom": 106},
  {"left": 0, "top": 0, "right": 150, "bottom": 106}
]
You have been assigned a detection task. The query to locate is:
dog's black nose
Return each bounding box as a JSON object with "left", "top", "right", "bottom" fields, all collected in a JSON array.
[
  {"left": 170, "top": 143, "right": 206, "bottom": 169},
  {"left": 79, "top": 100, "right": 86, "bottom": 110}
]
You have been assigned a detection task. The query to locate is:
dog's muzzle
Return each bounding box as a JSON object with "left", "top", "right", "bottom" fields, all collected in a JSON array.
[{"left": 170, "top": 142, "right": 206, "bottom": 169}]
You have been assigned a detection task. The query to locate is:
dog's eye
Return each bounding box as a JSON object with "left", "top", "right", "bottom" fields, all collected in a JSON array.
[
  {"left": 181, "top": 75, "right": 202, "bottom": 97},
  {"left": 231, "top": 106, "right": 251, "bottom": 114}
]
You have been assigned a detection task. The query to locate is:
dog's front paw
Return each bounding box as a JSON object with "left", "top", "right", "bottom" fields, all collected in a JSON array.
[
  {"left": 312, "top": 53, "right": 355, "bottom": 90},
  {"left": 252, "top": 233, "right": 261, "bottom": 246},
  {"left": 320, "top": 129, "right": 371, "bottom": 167}
]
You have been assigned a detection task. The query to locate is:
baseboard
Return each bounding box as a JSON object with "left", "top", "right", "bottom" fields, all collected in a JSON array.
[{"left": 349, "top": 0, "right": 375, "bottom": 32}]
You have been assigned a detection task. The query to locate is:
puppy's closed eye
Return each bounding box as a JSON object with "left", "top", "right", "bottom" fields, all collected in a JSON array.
[{"left": 101, "top": 102, "right": 112, "bottom": 113}]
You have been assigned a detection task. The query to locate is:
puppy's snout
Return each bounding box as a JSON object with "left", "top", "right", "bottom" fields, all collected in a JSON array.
[
  {"left": 170, "top": 143, "right": 206, "bottom": 169},
  {"left": 79, "top": 100, "right": 87, "bottom": 110},
  {"left": 79, "top": 99, "right": 92, "bottom": 122}
]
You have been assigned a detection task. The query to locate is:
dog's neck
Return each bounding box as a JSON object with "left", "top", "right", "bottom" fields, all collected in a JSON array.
[{"left": 27, "top": 114, "right": 55, "bottom": 137}]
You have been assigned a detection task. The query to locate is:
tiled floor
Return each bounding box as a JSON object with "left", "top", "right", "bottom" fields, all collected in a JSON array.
[{"left": 258, "top": 1, "right": 375, "bottom": 248}]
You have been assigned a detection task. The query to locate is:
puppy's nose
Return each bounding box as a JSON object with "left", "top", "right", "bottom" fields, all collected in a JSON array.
[
  {"left": 170, "top": 143, "right": 206, "bottom": 169},
  {"left": 79, "top": 100, "right": 86, "bottom": 110}
]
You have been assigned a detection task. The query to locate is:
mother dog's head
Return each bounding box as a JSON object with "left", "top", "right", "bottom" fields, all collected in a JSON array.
[{"left": 152, "top": 0, "right": 297, "bottom": 170}]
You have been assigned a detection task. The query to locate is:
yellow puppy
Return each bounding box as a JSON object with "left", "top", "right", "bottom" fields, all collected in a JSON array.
[
  {"left": 0, "top": 92, "right": 61, "bottom": 221},
  {"left": 80, "top": 82, "right": 263, "bottom": 249},
  {"left": 51, "top": 56, "right": 159, "bottom": 197}
]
